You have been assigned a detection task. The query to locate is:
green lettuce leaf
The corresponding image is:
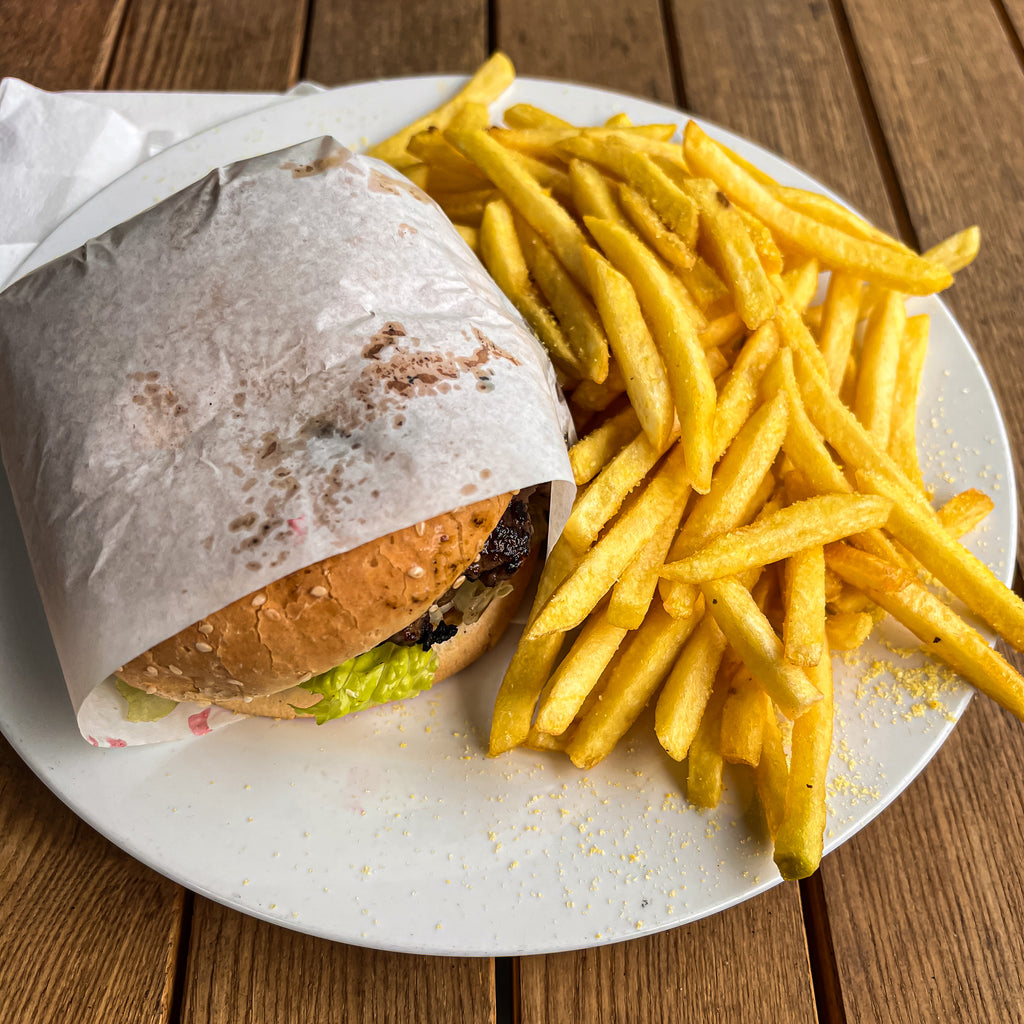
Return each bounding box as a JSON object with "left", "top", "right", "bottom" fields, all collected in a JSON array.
[
  {"left": 294, "top": 642, "right": 439, "bottom": 725},
  {"left": 114, "top": 678, "right": 178, "bottom": 722}
]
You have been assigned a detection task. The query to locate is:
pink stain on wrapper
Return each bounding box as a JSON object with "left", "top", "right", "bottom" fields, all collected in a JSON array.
[
  {"left": 188, "top": 708, "right": 213, "bottom": 736},
  {"left": 288, "top": 516, "right": 307, "bottom": 539},
  {"left": 106, "top": 738, "right": 127, "bottom": 748}
]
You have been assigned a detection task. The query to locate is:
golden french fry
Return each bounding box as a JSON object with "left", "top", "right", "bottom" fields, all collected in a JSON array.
[
  {"left": 825, "top": 609, "right": 875, "bottom": 650},
  {"left": 678, "top": 257, "right": 732, "bottom": 317},
  {"left": 660, "top": 392, "right": 788, "bottom": 618},
  {"left": 856, "top": 468, "right": 1024, "bottom": 652},
  {"left": 448, "top": 129, "right": 592, "bottom": 288},
  {"left": 699, "top": 311, "right": 745, "bottom": 350},
  {"left": 516, "top": 219, "right": 610, "bottom": 382},
  {"left": 783, "top": 545, "right": 826, "bottom": 667},
  {"left": 432, "top": 186, "right": 497, "bottom": 225},
  {"left": 503, "top": 103, "right": 573, "bottom": 130},
  {"left": 568, "top": 405, "right": 641, "bottom": 485},
  {"left": 561, "top": 137, "right": 700, "bottom": 247},
  {"left": 756, "top": 708, "right": 789, "bottom": 836},
  {"left": 454, "top": 223, "right": 479, "bottom": 252},
  {"left": 887, "top": 314, "right": 930, "bottom": 493},
  {"left": 923, "top": 226, "right": 981, "bottom": 274},
  {"left": 660, "top": 494, "right": 892, "bottom": 585},
  {"left": 568, "top": 159, "right": 631, "bottom": 226},
  {"left": 581, "top": 247, "right": 676, "bottom": 448},
  {"left": 369, "top": 52, "right": 515, "bottom": 168},
  {"left": 701, "top": 575, "right": 824, "bottom": 719},
  {"left": 655, "top": 611, "right": 728, "bottom": 759},
  {"left": 584, "top": 215, "right": 717, "bottom": 492},
  {"left": 566, "top": 600, "right": 700, "bottom": 768},
  {"left": 737, "top": 207, "right": 785, "bottom": 276},
  {"left": 790, "top": 345, "right": 932, "bottom": 511},
  {"left": 937, "top": 488, "right": 994, "bottom": 539},
  {"left": 854, "top": 290, "right": 907, "bottom": 444},
  {"left": 561, "top": 418, "right": 679, "bottom": 553},
  {"left": 773, "top": 644, "right": 833, "bottom": 879},
  {"left": 712, "top": 321, "right": 780, "bottom": 461},
  {"left": 527, "top": 444, "right": 691, "bottom": 637},
  {"left": 617, "top": 182, "right": 697, "bottom": 270},
  {"left": 408, "top": 127, "right": 490, "bottom": 181},
  {"left": 686, "top": 675, "right": 730, "bottom": 808},
  {"left": 570, "top": 364, "right": 626, "bottom": 410},
  {"left": 493, "top": 124, "right": 677, "bottom": 161},
  {"left": 720, "top": 668, "right": 769, "bottom": 766},
  {"left": 401, "top": 163, "right": 430, "bottom": 189},
  {"left": 488, "top": 538, "right": 578, "bottom": 755},
  {"left": 534, "top": 603, "right": 629, "bottom": 735},
  {"left": 826, "top": 545, "right": 1024, "bottom": 720},
  {"left": 682, "top": 176, "right": 776, "bottom": 330},
  {"left": 816, "top": 271, "right": 863, "bottom": 394},
  {"left": 479, "top": 199, "right": 583, "bottom": 378},
  {"left": 683, "top": 121, "right": 953, "bottom": 294},
  {"left": 780, "top": 257, "right": 820, "bottom": 313},
  {"left": 608, "top": 509, "right": 683, "bottom": 629},
  {"left": 770, "top": 186, "right": 914, "bottom": 254}
]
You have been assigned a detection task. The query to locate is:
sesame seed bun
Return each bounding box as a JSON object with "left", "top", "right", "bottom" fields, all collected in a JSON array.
[
  {"left": 116, "top": 492, "right": 515, "bottom": 706},
  {"left": 211, "top": 548, "right": 535, "bottom": 720}
]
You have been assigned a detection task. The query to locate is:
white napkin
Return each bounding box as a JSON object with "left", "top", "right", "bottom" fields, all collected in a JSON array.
[{"left": 0, "top": 78, "right": 325, "bottom": 288}]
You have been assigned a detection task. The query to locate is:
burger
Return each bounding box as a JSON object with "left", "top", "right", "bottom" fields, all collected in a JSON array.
[
  {"left": 113, "top": 490, "right": 541, "bottom": 724},
  {"left": 0, "top": 135, "right": 574, "bottom": 745}
]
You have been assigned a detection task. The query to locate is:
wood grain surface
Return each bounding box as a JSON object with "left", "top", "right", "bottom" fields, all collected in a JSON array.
[
  {"left": 2, "top": 0, "right": 1024, "bottom": 1022},
  {"left": 181, "top": 898, "right": 495, "bottom": 1024},
  {"left": 0, "top": 733, "right": 183, "bottom": 1024}
]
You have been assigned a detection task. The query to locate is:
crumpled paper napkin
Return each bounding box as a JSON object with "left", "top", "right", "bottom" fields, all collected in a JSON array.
[{"left": 0, "top": 78, "right": 324, "bottom": 289}]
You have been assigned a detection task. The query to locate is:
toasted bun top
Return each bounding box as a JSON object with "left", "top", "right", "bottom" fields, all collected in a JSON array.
[
  {"left": 209, "top": 545, "right": 536, "bottom": 720},
  {"left": 117, "top": 493, "right": 512, "bottom": 702}
]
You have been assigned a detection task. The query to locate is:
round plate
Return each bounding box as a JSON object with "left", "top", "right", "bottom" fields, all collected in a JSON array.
[{"left": 0, "top": 77, "right": 1016, "bottom": 956}]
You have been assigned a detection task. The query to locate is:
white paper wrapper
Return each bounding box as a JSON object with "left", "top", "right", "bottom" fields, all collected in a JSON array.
[{"left": 0, "top": 137, "right": 575, "bottom": 746}]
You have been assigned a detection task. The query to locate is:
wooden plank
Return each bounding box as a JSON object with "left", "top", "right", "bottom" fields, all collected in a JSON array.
[
  {"left": 181, "top": 897, "right": 495, "bottom": 1024},
  {"left": 668, "top": 0, "right": 898, "bottom": 232},
  {"left": 809, "top": 2, "right": 1024, "bottom": 1018},
  {"left": 304, "top": 0, "right": 489, "bottom": 86},
  {"left": 840, "top": 0, "right": 1024, "bottom": 524},
  {"left": 494, "top": 0, "right": 675, "bottom": 104},
  {"left": 519, "top": 884, "right": 817, "bottom": 1023},
  {"left": 0, "top": 0, "right": 126, "bottom": 91},
  {"left": 0, "top": 734, "right": 184, "bottom": 1023},
  {"left": 106, "top": 0, "right": 308, "bottom": 91},
  {"left": 820, "top": 695, "right": 1024, "bottom": 1022}
]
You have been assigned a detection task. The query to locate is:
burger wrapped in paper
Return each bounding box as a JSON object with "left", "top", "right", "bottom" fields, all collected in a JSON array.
[{"left": 0, "top": 137, "right": 575, "bottom": 746}]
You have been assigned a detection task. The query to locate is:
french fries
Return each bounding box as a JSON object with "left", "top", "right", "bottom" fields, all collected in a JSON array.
[{"left": 373, "top": 59, "right": 1016, "bottom": 885}]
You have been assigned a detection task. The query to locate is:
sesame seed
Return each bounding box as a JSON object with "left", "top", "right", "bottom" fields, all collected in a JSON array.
[
  {"left": 298, "top": 672, "right": 313, "bottom": 683},
  {"left": 407, "top": 565, "right": 425, "bottom": 579},
  {"left": 251, "top": 594, "right": 267, "bottom": 608},
  {"left": 145, "top": 685, "right": 156, "bottom": 694},
  {"left": 195, "top": 642, "right": 213, "bottom": 654},
  {"left": 168, "top": 665, "right": 183, "bottom": 676},
  {"left": 452, "top": 575, "right": 466, "bottom": 589},
  {"left": 264, "top": 607, "right": 282, "bottom": 621},
  {"left": 198, "top": 623, "right": 214, "bottom": 636},
  {"left": 145, "top": 665, "right": 159, "bottom": 676},
  {"left": 414, "top": 521, "right": 426, "bottom": 536},
  {"left": 310, "top": 586, "right": 328, "bottom": 598},
  {"left": 242, "top": 695, "right": 253, "bottom": 703}
]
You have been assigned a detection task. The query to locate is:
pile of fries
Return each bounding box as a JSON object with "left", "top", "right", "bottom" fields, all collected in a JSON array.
[{"left": 370, "top": 54, "right": 1024, "bottom": 880}]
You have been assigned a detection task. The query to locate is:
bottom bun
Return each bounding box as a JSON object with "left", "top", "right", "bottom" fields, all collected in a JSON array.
[{"left": 210, "top": 549, "right": 537, "bottom": 721}]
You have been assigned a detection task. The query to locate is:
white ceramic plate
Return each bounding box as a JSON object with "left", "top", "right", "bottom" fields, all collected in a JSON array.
[{"left": 0, "top": 77, "right": 1016, "bottom": 956}]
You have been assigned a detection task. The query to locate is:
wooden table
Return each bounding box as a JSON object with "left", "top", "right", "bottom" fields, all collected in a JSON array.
[{"left": 3, "top": 1, "right": 1024, "bottom": 1021}]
